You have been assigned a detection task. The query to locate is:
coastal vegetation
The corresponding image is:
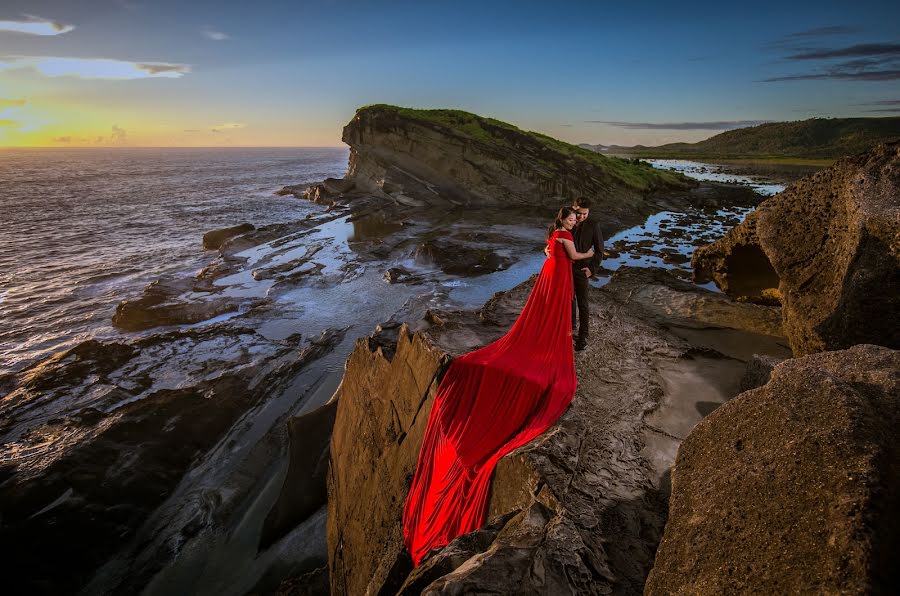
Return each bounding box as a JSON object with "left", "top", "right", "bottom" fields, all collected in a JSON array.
[
  {"left": 605, "top": 117, "right": 900, "bottom": 161},
  {"left": 360, "top": 104, "right": 686, "bottom": 191}
]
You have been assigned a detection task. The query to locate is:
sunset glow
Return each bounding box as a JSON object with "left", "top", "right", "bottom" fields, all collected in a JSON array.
[{"left": 0, "top": 0, "right": 898, "bottom": 148}]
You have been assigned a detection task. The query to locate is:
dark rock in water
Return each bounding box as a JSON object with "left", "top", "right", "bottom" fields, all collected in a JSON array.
[
  {"left": 661, "top": 251, "right": 690, "bottom": 265},
  {"left": 415, "top": 237, "right": 514, "bottom": 276},
  {"left": 259, "top": 401, "right": 337, "bottom": 549},
  {"left": 202, "top": 223, "right": 255, "bottom": 250},
  {"left": 646, "top": 345, "right": 900, "bottom": 595},
  {"left": 384, "top": 266, "right": 414, "bottom": 284},
  {"left": 111, "top": 277, "right": 246, "bottom": 331},
  {"left": 693, "top": 142, "right": 900, "bottom": 355},
  {"left": 326, "top": 266, "right": 790, "bottom": 595}
]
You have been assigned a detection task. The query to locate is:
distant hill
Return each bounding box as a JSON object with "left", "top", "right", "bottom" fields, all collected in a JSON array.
[{"left": 603, "top": 117, "right": 900, "bottom": 160}]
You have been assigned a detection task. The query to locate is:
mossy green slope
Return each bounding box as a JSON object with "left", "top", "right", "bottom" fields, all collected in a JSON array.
[
  {"left": 617, "top": 117, "right": 900, "bottom": 160},
  {"left": 359, "top": 104, "right": 687, "bottom": 191}
]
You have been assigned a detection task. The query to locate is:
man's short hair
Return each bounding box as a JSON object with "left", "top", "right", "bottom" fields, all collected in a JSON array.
[{"left": 574, "top": 197, "right": 591, "bottom": 209}]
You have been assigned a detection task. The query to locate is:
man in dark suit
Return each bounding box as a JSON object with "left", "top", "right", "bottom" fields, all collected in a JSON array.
[{"left": 570, "top": 197, "right": 604, "bottom": 351}]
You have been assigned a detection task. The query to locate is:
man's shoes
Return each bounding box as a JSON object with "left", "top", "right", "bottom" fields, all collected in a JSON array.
[{"left": 574, "top": 338, "right": 587, "bottom": 352}]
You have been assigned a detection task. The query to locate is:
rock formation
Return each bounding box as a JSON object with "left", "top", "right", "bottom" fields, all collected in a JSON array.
[
  {"left": 281, "top": 105, "right": 697, "bottom": 231},
  {"left": 202, "top": 223, "right": 255, "bottom": 250},
  {"left": 324, "top": 267, "right": 790, "bottom": 594},
  {"left": 645, "top": 344, "right": 900, "bottom": 595},
  {"left": 0, "top": 326, "right": 344, "bottom": 594},
  {"left": 693, "top": 142, "right": 900, "bottom": 355}
]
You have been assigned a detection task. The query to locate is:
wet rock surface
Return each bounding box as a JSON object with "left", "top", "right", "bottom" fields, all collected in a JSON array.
[
  {"left": 693, "top": 142, "right": 900, "bottom": 355},
  {"left": 203, "top": 223, "right": 256, "bottom": 250},
  {"left": 0, "top": 324, "right": 345, "bottom": 594},
  {"left": 646, "top": 344, "right": 900, "bottom": 595},
  {"left": 2, "top": 153, "right": 798, "bottom": 594},
  {"left": 325, "top": 266, "right": 790, "bottom": 595}
]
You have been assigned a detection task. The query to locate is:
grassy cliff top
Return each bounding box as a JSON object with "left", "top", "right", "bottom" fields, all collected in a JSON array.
[
  {"left": 357, "top": 104, "right": 688, "bottom": 191},
  {"left": 615, "top": 117, "right": 900, "bottom": 161}
]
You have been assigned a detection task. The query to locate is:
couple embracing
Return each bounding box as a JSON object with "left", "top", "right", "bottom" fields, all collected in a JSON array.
[{"left": 403, "top": 195, "right": 604, "bottom": 566}]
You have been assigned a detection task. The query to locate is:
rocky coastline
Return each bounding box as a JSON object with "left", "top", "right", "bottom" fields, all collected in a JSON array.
[{"left": 2, "top": 106, "right": 897, "bottom": 595}]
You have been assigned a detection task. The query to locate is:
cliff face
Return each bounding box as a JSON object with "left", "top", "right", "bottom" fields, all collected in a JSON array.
[
  {"left": 291, "top": 106, "right": 694, "bottom": 230},
  {"left": 693, "top": 142, "right": 900, "bottom": 355},
  {"left": 325, "top": 267, "right": 790, "bottom": 594}
]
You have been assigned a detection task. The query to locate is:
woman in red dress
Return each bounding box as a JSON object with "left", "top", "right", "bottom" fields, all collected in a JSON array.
[{"left": 403, "top": 206, "right": 595, "bottom": 566}]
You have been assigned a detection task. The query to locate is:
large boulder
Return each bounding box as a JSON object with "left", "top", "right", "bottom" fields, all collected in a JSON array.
[
  {"left": 646, "top": 344, "right": 900, "bottom": 595},
  {"left": 693, "top": 142, "right": 900, "bottom": 355}
]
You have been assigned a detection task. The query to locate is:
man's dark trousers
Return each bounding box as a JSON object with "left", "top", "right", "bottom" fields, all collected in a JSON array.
[
  {"left": 572, "top": 271, "right": 590, "bottom": 344},
  {"left": 570, "top": 218, "right": 603, "bottom": 345}
]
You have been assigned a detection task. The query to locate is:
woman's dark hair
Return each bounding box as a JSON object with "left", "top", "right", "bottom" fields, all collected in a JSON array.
[{"left": 548, "top": 206, "right": 577, "bottom": 239}]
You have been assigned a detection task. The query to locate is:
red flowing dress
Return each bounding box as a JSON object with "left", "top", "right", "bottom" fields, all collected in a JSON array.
[{"left": 402, "top": 229, "right": 577, "bottom": 566}]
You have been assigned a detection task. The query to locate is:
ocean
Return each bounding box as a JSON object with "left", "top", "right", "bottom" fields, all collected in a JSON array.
[{"left": 0, "top": 147, "right": 349, "bottom": 377}]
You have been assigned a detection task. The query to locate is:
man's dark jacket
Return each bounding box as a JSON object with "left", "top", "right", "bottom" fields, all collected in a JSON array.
[{"left": 572, "top": 219, "right": 604, "bottom": 274}]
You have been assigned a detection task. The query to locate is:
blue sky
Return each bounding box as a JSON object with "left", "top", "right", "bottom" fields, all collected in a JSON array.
[{"left": 1, "top": 0, "right": 898, "bottom": 146}]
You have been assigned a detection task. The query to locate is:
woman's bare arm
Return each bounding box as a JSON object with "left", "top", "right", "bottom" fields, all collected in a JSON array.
[{"left": 556, "top": 238, "right": 594, "bottom": 260}]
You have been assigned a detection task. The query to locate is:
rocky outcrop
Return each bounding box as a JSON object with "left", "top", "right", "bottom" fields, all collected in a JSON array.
[
  {"left": 260, "top": 400, "right": 337, "bottom": 549},
  {"left": 202, "top": 223, "right": 255, "bottom": 250},
  {"left": 692, "top": 142, "right": 900, "bottom": 355},
  {"left": 325, "top": 267, "right": 790, "bottom": 595},
  {"left": 646, "top": 344, "right": 900, "bottom": 595},
  {"left": 282, "top": 106, "right": 696, "bottom": 230},
  {"left": 691, "top": 210, "right": 780, "bottom": 304}
]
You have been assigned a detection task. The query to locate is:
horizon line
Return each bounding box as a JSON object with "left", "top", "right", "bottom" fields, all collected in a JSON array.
[{"left": 0, "top": 145, "right": 351, "bottom": 149}]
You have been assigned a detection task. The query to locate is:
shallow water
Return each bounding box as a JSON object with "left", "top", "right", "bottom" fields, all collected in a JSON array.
[{"left": 0, "top": 147, "right": 350, "bottom": 376}]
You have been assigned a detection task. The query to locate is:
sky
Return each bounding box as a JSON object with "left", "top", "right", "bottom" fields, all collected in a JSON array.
[{"left": 0, "top": 0, "right": 898, "bottom": 147}]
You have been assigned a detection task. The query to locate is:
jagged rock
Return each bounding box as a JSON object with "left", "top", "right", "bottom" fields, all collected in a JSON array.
[
  {"left": 693, "top": 142, "right": 900, "bottom": 355},
  {"left": 259, "top": 401, "right": 337, "bottom": 549},
  {"left": 295, "top": 106, "right": 694, "bottom": 229},
  {"left": 691, "top": 210, "right": 780, "bottom": 304},
  {"left": 326, "top": 266, "right": 791, "bottom": 595},
  {"left": 202, "top": 223, "right": 255, "bottom": 250},
  {"left": 646, "top": 344, "right": 900, "bottom": 595},
  {"left": 384, "top": 266, "right": 414, "bottom": 284}
]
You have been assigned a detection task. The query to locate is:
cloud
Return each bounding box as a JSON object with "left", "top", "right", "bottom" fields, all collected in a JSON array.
[
  {"left": 111, "top": 125, "right": 127, "bottom": 143},
  {"left": 0, "top": 56, "right": 191, "bottom": 79},
  {"left": 585, "top": 120, "right": 771, "bottom": 130},
  {"left": 89, "top": 125, "right": 127, "bottom": 144},
  {"left": 785, "top": 43, "right": 900, "bottom": 60},
  {"left": 856, "top": 99, "right": 900, "bottom": 106},
  {"left": 785, "top": 26, "right": 858, "bottom": 38},
  {"left": 761, "top": 68, "right": 900, "bottom": 82},
  {"left": 211, "top": 122, "right": 246, "bottom": 132},
  {"left": 183, "top": 128, "right": 202, "bottom": 132},
  {"left": 53, "top": 135, "right": 72, "bottom": 143},
  {"left": 0, "top": 119, "right": 18, "bottom": 127},
  {"left": 762, "top": 35, "right": 900, "bottom": 83},
  {"left": 201, "top": 27, "right": 229, "bottom": 41},
  {"left": 863, "top": 108, "right": 900, "bottom": 112},
  {"left": 0, "top": 15, "right": 75, "bottom": 36},
  {"left": 0, "top": 97, "right": 26, "bottom": 108}
]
